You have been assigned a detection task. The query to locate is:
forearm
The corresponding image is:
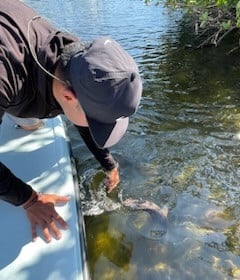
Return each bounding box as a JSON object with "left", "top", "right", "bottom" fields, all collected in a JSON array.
[
  {"left": 75, "top": 125, "right": 118, "bottom": 171},
  {"left": 0, "top": 162, "right": 33, "bottom": 206}
]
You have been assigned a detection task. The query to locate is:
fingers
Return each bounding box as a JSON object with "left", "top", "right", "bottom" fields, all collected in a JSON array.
[
  {"left": 31, "top": 217, "right": 65, "bottom": 243},
  {"left": 26, "top": 199, "right": 70, "bottom": 243},
  {"left": 40, "top": 221, "right": 62, "bottom": 243},
  {"left": 37, "top": 193, "right": 71, "bottom": 206},
  {"left": 107, "top": 184, "right": 116, "bottom": 193},
  {"left": 40, "top": 213, "right": 68, "bottom": 242},
  {"left": 105, "top": 178, "right": 118, "bottom": 193},
  {"left": 52, "top": 213, "right": 68, "bottom": 229},
  {"left": 41, "top": 224, "right": 52, "bottom": 243},
  {"left": 31, "top": 222, "right": 38, "bottom": 242},
  {"left": 55, "top": 195, "right": 71, "bottom": 205},
  {"left": 104, "top": 167, "right": 120, "bottom": 193},
  {"left": 49, "top": 221, "right": 62, "bottom": 240}
]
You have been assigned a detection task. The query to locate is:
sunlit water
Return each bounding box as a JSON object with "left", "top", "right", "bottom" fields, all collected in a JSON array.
[{"left": 25, "top": 0, "right": 240, "bottom": 278}]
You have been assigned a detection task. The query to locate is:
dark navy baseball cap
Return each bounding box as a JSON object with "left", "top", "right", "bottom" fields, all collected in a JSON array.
[{"left": 68, "top": 37, "right": 142, "bottom": 148}]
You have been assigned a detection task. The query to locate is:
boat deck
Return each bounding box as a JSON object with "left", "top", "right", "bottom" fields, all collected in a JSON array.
[{"left": 0, "top": 116, "right": 89, "bottom": 280}]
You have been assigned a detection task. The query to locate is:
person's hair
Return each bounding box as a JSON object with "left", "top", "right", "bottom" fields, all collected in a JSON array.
[{"left": 56, "top": 41, "right": 87, "bottom": 86}]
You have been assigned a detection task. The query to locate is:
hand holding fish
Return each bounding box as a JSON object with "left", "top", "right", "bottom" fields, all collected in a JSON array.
[{"left": 104, "top": 167, "right": 120, "bottom": 193}]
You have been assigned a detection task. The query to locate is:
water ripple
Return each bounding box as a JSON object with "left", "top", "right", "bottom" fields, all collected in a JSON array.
[{"left": 24, "top": 0, "right": 240, "bottom": 278}]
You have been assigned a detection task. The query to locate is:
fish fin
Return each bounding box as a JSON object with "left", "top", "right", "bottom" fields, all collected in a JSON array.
[{"left": 161, "top": 206, "right": 169, "bottom": 217}]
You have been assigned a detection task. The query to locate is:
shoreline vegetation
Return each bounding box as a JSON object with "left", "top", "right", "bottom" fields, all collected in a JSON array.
[{"left": 145, "top": 0, "right": 240, "bottom": 52}]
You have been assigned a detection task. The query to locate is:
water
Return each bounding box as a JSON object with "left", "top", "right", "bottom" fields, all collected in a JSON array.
[{"left": 25, "top": 0, "right": 240, "bottom": 279}]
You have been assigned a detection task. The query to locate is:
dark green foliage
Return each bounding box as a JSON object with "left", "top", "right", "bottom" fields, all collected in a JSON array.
[{"left": 145, "top": 0, "right": 240, "bottom": 48}]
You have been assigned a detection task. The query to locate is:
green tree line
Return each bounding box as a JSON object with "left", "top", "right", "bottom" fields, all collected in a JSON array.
[{"left": 146, "top": 0, "right": 240, "bottom": 49}]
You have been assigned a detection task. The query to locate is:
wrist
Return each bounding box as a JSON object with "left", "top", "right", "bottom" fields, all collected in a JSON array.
[
  {"left": 105, "top": 163, "right": 119, "bottom": 173},
  {"left": 22, "top": 191, "right": 41, "bottom": 209}
]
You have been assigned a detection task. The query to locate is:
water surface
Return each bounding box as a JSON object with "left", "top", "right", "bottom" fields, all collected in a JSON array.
[{"left": 25, "top": 0, "right": 240, "bottom": 279}]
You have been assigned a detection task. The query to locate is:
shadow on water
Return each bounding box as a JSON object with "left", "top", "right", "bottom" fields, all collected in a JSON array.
[{"left": 25, "top": 0, "right": 240, "bottom": 278}]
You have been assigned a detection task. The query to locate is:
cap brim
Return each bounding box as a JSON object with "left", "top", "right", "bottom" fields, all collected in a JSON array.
[{"left": 86, "top": 116, "right": 129, "bottom": 148}]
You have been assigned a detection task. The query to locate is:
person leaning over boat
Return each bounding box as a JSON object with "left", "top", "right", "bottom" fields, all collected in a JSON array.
[{"left": 0, "top": 0, "right": 142, "bottom": 243}]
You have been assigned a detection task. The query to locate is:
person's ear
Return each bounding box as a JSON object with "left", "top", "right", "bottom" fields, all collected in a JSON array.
[{"left": 60, "top": 88, "right": 78, "bottom": 104}]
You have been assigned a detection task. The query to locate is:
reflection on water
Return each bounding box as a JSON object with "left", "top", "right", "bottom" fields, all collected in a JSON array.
[{"left": 26, "top": 0, "right": 240, "bottom": 278}]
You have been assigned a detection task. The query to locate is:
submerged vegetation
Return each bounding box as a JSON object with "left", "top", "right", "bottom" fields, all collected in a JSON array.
[{"left": 146, "top": 0, "right": 240, "bottom": 50}]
